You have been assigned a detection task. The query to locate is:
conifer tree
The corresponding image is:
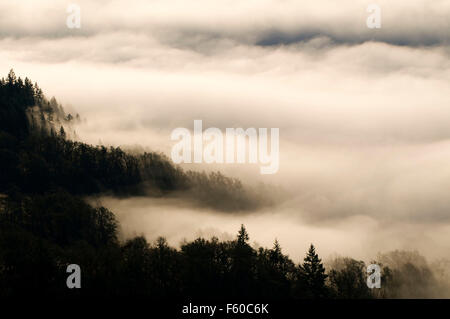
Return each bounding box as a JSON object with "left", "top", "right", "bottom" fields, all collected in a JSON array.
[
  {"left": 237, "top": 224, "right": 249, "bottom": 245},
  {"left": 7, "top": 69, "right": 16, "bottom": 85},
  {"left": 59, "top": 126, "right": 66, "bottom": 139},
  {"left": 300, "top": 244, "right": 329, "bottom": 298}
]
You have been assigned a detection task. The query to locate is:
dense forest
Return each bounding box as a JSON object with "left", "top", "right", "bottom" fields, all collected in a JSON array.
[{"left": 0, "top": 70, "right": 448, "bottom": 298}]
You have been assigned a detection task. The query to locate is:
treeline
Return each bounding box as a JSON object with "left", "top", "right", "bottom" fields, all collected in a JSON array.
[
  {"left": 1, "top": 191, "right": 446, "bottom": 298},
  {"left": 0, "top": 189, "right": 336, "bottom": 298},
  {"left": 0, "top": 70, "right": 271, "bottom": 211}
]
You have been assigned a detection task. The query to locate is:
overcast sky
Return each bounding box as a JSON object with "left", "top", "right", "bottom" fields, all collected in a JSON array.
[{"left": 1, "top": 0, "right": 450, "bottom": 261}]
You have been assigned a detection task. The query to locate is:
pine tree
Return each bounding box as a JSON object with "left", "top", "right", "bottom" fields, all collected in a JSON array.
[
  {"left": 237, "top": 224, "right": 249, "bottom": 245},
  {"left": 24, "top": 77, "right": 35, "bottom": 105},
  {"left": 34, "top": 82, "right": 43, "bottom": 103},
  {"left": 299, "top": 244, "right": 329, "bottom": 298},
  {"left": 7, "top": 69, "right": 16, "bottom": 85},
  {"left": 233, "top": 224, "right": 255, "bottom": 297},
  {"left": 59, "top": 126, "right": 66, "bottom": 139},
  {"left": 270, "top": 239, "right": 283, "bottom": 267}
]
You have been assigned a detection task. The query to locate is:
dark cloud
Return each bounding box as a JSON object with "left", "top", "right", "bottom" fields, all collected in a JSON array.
[
  {"left": 255, "top": 30, "right": 448, "bottom": 47},
  {"left": 1, "top": 0, "right": 449, "bottom": 50}
]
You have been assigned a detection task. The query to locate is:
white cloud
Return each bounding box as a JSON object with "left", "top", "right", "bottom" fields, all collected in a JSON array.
[{"left": 1, "top": 0, "right": 450, "bottom": 259}]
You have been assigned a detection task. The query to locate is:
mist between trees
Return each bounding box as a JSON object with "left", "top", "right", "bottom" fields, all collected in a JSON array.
[{"left": 0, "top": 70, "right": 449, "bottom": 298}]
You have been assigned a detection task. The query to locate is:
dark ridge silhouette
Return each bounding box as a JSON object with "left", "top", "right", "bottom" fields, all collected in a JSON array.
[{"left": 0, "top": 69, "right": 276, "bottom": 211}]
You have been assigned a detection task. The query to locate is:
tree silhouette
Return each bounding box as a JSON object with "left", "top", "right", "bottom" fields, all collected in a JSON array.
[
  {"left": 296, "top": 244, "right": 329, "bottom": 298},
  {"left": 328, "top": 257, "right": 373, "bottom": 299},
  {"left": 237, "top": 224, "right": 249, "bottom": 245},
  {"left": 59, "top": 126, "right": 66, "bottom": 139}
]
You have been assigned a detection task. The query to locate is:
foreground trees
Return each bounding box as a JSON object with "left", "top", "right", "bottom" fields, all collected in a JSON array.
[
  {"left": 0, "top": 195, "right": 341, "bottom": 298},
  {"left": 328, "top": 257, "right": 372, "bottom": 299},
  {"left": 2, "top": 196, "right": 444, "bottom": 299}
]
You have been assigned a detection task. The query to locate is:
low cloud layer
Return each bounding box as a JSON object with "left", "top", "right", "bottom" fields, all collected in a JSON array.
[{"left": 1, "top": 0, "right": 450, "bottom": 260}]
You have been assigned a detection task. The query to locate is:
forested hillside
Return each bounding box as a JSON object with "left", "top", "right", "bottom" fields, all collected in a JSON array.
[
  {"left": 0, "top": 70, "right": 273, "bottom": 210},
  {"left": 0, "top": 70, "right": 447, "bottom": 298}
]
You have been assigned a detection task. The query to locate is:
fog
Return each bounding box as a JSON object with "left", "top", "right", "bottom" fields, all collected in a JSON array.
[
  {"left": 1, "top": 0, "right": 450, "bottom": 262},
  {"left": 90, "top": 195, "right": 450, "bottom": 263}
]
